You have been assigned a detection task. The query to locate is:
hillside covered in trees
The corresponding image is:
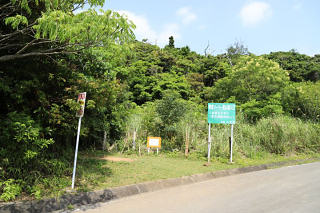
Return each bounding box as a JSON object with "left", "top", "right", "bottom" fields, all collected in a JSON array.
[{"left": 1, "top": 0, "right": 320, "bottom": 201}]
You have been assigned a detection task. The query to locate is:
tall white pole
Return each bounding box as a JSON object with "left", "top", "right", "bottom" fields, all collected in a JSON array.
[
  {"left": 72, "top": 117, "right": 82, "bottom": 189},
  {"left": 207, "top": 123, "right": 212, "bottom": 162},
  {"left": 230, "top": 124, "right": 234, "bottom": 163}
]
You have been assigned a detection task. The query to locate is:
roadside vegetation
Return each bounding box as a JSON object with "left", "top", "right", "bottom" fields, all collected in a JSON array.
[
  {"left": 11, "top": 151, "right": 320, "bottom": 200},
  {"left": 1, "top": 0, "right": 320, "bottom": 202}
]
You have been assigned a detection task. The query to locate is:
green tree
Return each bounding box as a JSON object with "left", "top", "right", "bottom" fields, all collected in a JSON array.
[
  {"left": 282, "top": 81, "right": 320, "bottom": 121},
  {"left": 168, "top": 36, "right": 175, "bottom": 48},
  {"left": 151, "top": 72, "right": 191, "bottom": 100},
  {"left": 156, "top": 90, "right": 187, "bottom": 148},
  {"left": 177, "top": 101, "right": 205, "bottom": 156},
  {"left": 0, "top": 0, "right": 135, "bottom": 62},
  {"left": 211, "top": 55, "right": 290, "bottom": 121},
  {"left": 266, "top": 50, "right": 320, "bottom": 82},
  {"left": 201, "top": 55, "right": 229, "bottom": 87},
  {"left": 225, "top": 41, "right": 250, "bottom": 66}
]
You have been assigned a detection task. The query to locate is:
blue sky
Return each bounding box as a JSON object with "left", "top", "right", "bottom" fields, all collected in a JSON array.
[{"left": 102, "top": 0, "right": 319, "bottom": 56}]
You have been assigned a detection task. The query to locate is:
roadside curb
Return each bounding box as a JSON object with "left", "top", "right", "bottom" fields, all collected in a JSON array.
[{"left": 0, "top": 158, "right": 317, "bottom": 213}]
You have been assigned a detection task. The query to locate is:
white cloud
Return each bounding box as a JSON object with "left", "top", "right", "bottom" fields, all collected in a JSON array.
[
  {"left": 176, "top": 7, "right": 197, "bottom": 25},
  {"left": 293, "top": 1, "right": 302, "bottom": 11},
  {"left": 118, "top": 11, "right": 156, "bottom": 41},
  {"left": 240, "top": 1, "right": 272, "bottom": 27},
  {"left": 118, "top": 10, "right": 180, "bottom": 47}
]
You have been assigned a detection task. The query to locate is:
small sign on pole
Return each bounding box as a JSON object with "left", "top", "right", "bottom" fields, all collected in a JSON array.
[
  {"left": 72, "top": 92, "right": 86, "bottom": 189},
  {"left": 147, "top": 137, "right": 161, "bottom": 154},
  {"left": 208, "top": 103, "right": 236, "bottom": 163},
  {"left": 76, "top": 92, "right": 86, "bottom": 117}
]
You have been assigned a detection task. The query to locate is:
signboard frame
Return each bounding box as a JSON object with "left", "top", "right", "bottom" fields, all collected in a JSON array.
[
  {"left": 147, "top": 137, "right": 161, "bottom": 155},
  {"left": 207, "top": 103, "right": 236, "bottom": 163},
  {"left": 208, "top": 103, "right": 236, "bottom": 124},
  {"left": 147, "top": 137, "right": 161, "bottom": 148}
]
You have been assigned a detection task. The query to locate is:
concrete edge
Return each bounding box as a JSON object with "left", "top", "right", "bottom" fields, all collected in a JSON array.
[{"left": 0, "top": 158, "right": 318, "bottom": 213}]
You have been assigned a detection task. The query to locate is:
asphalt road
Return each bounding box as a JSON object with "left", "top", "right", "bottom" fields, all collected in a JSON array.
[{"left": 76, "top": 162, "right": 320, "bottom": 213}]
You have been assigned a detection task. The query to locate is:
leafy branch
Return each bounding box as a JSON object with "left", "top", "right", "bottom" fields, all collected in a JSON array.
[{"left": 0, "top": 1, "right": 135, "bottom": 62}]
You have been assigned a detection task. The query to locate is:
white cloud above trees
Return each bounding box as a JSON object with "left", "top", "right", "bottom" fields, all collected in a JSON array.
[
  {"left": 176, "top": 6, "right": 197, "bottom": 25},
  {"left": 118, "top": 10, "right": 181, "bottom": 46},
  {"left": 240, "top": 1, "right": 272, "bottom": 27}
]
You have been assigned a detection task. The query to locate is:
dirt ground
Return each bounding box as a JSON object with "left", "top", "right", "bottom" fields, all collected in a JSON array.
[{"left": 100, "top": 156, "right": 135, "bottom": 162}]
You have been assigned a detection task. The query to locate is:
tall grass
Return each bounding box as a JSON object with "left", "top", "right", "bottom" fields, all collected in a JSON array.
[
  {"left": 247, "top": 116, "right": 320, "bottom": 154},
  {"left": 121, "top": 109, "right": 320, "bottom": 160},
  {"left": 206, "top": 115, "right": 320, "bottom": 159}
]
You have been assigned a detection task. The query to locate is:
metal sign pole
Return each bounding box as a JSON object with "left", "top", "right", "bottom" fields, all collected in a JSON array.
[
  {"left": 72, "top": 116, "right": 82, "bottom": 189},
  {"left": 71, "top": 92, "right": 86, "bottom": 190},
  {"left": 207, "top": 123, "right": 212, "bottom": 162},
  {"left": 230, "top": 124, "right": 234, "bottom": 163}
]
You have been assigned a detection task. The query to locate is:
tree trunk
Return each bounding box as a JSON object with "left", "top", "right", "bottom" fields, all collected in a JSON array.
[
  {"left": 138, "top": 144, "right": 141, "bottom": 156},
  {"left": 102, "top": 131, "right": 107, "bottom": 151},
  {"left": 185, "top": 127, "right": 189, "bottom": 156},
  {"left": 121, "top": 133, "right": 129, "bottom": 154},
  {"left": 133, "top": 128, "right": 136, "bottom": 150}
]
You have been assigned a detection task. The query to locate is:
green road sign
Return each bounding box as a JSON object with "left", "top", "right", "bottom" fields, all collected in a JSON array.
[{"left": 208, "top": 103, "right": 236, "bottom": 124}]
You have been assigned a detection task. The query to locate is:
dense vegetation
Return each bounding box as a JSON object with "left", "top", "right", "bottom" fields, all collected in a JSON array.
[{"left": 1, "top": 0, "right": 320, "bottom": 201}]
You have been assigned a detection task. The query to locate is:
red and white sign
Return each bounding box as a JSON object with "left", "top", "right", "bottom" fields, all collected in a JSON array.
[{"left": 76, "top": 92, "right": 86, "bottom": 117}]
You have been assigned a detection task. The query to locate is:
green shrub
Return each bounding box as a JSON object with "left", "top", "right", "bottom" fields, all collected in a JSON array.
[
  {"left": 0, "top": 112, "right": 56, "bottom": 199},
  {"left": 0, "top": 112, "right": 54, "bottom": 176},
  {"left": 282, "top": 81, "right": 320, "bottom": 121},
  {"left": 0, "top": 179, "right": 22, "bottom": 201}
]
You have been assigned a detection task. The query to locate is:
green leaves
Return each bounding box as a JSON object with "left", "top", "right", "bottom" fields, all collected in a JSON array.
[
  {"left": 1, "top": 1, "right": 135, "bottom": 62},
  {"left": 10, "top": 0, "right": 105, "bottom": 13},
  {"left": 86, "top": 100, "right": 96, "bottom": 109},
  {"left": 0, "top": 179, "right": 22, "bottom": 201},
  {"left": 0, "top": 112, "right": 55, "bottom": 200},
  {"left": 212, "top": 55, "right": 290, "bottom": 121},
  {"left": 13, "top": 118, "right": 54, "bottom": 158},
  {"left": 34, "top": 9, "right": 135, "bottom": 46},
  {"left": 282, "top": 81, "right": 320, "bottom": 121},
  {"left": 5, "top": 15, "right": 28, "bottom": 29},
  {"left": 266, "top": 51, "right": 320, "bottom": 82}
]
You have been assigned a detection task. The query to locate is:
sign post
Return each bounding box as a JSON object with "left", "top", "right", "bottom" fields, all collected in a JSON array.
[
  {"left": 71, "top": 92, "right": 86, "bottom": 189},
  {"left": 230, "top": 124, "right": 234, "bottom": 163},
  {"left": 208, "top": 103, "right": 236, "bottom": 163},
  {"left": 207, "top": 123, "right": 211, "bottom": 163}
]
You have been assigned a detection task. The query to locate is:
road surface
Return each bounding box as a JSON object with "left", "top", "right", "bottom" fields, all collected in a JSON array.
[{"left": 75, "top": 162, "right": 320, "bottom": 213}]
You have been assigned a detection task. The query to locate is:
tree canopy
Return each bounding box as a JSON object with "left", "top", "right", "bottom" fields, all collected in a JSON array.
[
  {"left": 0, "top": 0, "right": 135, "bottom": 62},
  {"left": 211, "top": 55, "right": 290, "bottom": 121},
  {"left": 266, "top": 50, "right": 320, "bottom": 82}
]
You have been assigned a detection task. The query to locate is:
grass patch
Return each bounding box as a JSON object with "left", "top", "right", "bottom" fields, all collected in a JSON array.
[
  {"left": 10, "top": 150, "right": 320, "bottom": 201},
  {"left": 68, "top": 151, "right": 320, "bottom": 192}
]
